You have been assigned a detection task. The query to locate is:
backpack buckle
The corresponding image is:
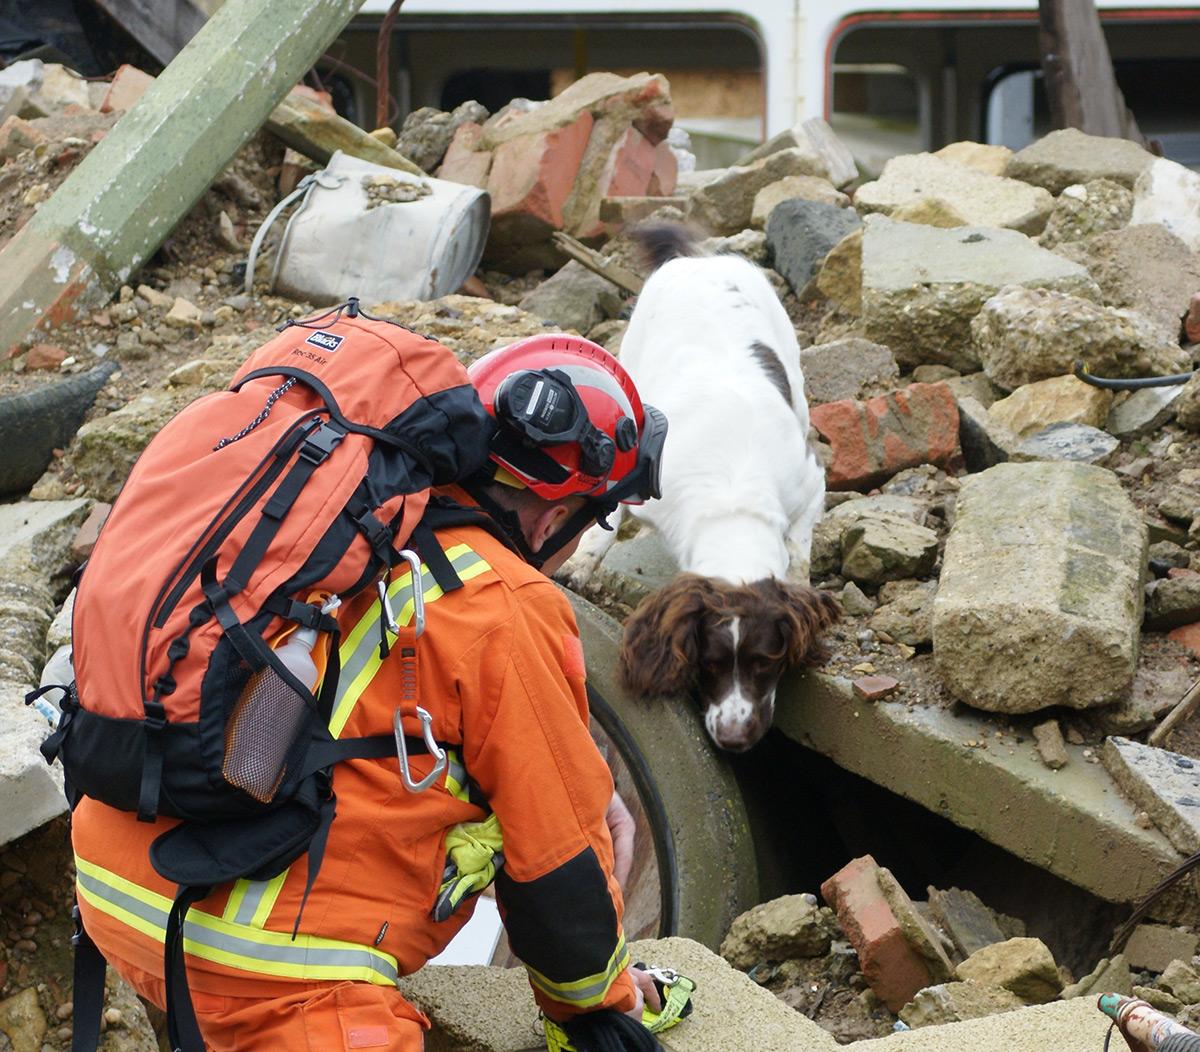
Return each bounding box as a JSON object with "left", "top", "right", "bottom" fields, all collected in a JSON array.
[
  {"left": 394, "top": 706, "right": 446, "bottom": 792},
  {"left": 299, "top": 421, "right": 344, "bottom": 464}
]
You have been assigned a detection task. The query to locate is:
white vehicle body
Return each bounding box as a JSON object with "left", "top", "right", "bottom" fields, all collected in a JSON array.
[{"left": 339, "top": 0, "right": 1200, "bottom": 169}]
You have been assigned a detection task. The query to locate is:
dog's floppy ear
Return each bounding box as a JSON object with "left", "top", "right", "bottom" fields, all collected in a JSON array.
[
  {"left": 620, "top": 574, "right": 721, "bottom": 697},
  {"left": 769, "top": 581, "right": 841, "bottom": 667}
]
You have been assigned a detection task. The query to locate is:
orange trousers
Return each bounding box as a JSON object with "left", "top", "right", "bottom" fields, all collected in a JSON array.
[{"left": 103, "top": 946, "right": 426, "bottom": 1052}]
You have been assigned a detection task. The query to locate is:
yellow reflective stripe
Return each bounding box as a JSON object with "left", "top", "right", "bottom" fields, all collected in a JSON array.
[
  {"left": 524, "top": 937, "right": 630, "bottom": 1009},
  {"left": 444, "top": 749, "right": 470, "bottom": 803},
  {"left": 224, "top": 872, "right": 287, "bottom": 928},
  {"left": 329, "top": 544, "right": 491, "bottom": 739},
  {"left": 75, "top": 855, "right": 399, "bottom": 986}
]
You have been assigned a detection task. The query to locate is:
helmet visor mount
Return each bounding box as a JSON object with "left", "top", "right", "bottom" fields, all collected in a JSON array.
[{"left": 492, "top": 367, "right": 617, "bottom": 483}]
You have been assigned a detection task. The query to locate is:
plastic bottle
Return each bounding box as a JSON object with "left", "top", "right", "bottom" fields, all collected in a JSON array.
[{"left": 223, "top": 597, "right": 338, "bottom": 802}]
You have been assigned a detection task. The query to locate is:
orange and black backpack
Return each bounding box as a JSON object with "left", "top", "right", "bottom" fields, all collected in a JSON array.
[{"left": 31, "top": 299, "right": 495, "bottom": 1052}]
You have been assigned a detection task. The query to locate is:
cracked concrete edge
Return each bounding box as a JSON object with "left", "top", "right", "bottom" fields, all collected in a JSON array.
[
  {"left": 0, "top": 499, "right": 89, "bottom": 847},
  {"left": 774, "top": 671, "right": 1197, "bottom": 916},
  {"left": 1101, "top": 736, "right": 1200, "bottom": 858}
]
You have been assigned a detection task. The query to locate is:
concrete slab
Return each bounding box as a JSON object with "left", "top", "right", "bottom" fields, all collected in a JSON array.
[
  {"left": 774, "top": 673, "right": 1196, "bottom": 918},
  {"left": 400, "top": 935, "right": 1113, "bottom": 1052},
  {"left": 1102, "top": 736, "right": 1200, "bottom": 855}
]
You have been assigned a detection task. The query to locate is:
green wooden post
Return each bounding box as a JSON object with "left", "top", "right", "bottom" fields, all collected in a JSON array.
[{"left": 0, "top": 0, "right": 366, "bottom": 357}]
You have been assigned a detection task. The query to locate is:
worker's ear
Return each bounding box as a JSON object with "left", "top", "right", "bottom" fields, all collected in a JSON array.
[{"left": 529, "top": 502, "right": 573, "bottom": 554}]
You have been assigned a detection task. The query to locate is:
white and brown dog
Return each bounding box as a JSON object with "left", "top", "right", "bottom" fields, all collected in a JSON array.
[{"left": 563, "top": 223, "right": 839, "bottom": 752}]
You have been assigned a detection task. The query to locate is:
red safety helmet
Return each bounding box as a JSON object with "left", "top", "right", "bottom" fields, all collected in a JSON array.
[{"left": 467, "top": 334, "right": 666, "bottom": 509}]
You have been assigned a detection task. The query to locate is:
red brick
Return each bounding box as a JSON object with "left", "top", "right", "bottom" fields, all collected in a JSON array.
[
  {"left": 853, "top": 675, "right": 900, "bottom": 701},
  {"left": 1167, "top": 567, "right": 1200, "bottom": 579},
  {"left": 287, "top": 84, "right": 334, "bottom": 113},
  {"left": 100, "top": 64, "right": 155, "bottom": 114},
  {"left": 648, "top": 138, "right": 678, "bottom": 197},
  {"left": 575, "top": 127, "right": 658, "bottom": 239},
  {"left": 0, "top": 116, "right": 48, "bottom": 159},
  {"left": 1168, "top": 623, "right": 1200, "bottom": 656},
  {"left": 1187, "top": 290, "right": 1200, "bottom": 345},
  {"left": 72, "top": 503, "right": 112, "bottom": 561},
  {"left": 810, "top": 382, "right": 960, "bottom": 492},
  {"left": 437, "top": 122, "right": 491, "bottom": 189},
  {"left": 25, "top": 342, "right": 67, "bottom": 370},
  {"left": 486, "top": 112, "right": 593, "bottom": 230},
  {"left": 821, "top": 854, "right": 939, "bottom": 1012}
]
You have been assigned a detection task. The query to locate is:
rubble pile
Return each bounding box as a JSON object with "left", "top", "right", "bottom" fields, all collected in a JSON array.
[{"left": 8, "top": 53, "right": 1200, "bottom": 1050}]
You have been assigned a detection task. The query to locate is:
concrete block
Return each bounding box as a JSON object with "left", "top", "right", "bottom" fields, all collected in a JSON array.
[
  {"left": 932, "top": 462, "right": 1146, "bottom": 714},
  {"left": 926, "top": 888, "right": 1008, "bottom": 960},
  {"left": 1123, "top": 923, "right": 1200, "bottom": 973},
  {"left": 954, "top": 938, "right": 1063, "bottom": 1004},
  {"left": 810, "top": 382, "right": 960, "bottom": 492}
]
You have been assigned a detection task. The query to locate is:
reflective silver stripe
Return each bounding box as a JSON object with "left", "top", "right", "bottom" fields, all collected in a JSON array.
[
  {"left": 524, "top": 937, "right": 630, "bottom": 1008},
  {"left": 76, "top": 858, "right": 399, "bottom": 985}
]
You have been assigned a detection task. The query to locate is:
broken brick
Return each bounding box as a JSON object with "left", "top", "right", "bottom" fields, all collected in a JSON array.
[
  {"left": 853, "top": 675, "right": 900, "bottom": 701},
  {"left": 100, "top": 64, "right": 155, "bottom": 114},
  {"left": 486, "top": 112, "right": 593, "bottom": 234},
  {"left": 24, "top": 343, "right": 67, "bottom": 371},
  {"left": 821, "top": 854, "right": 944, "bottom": 1013},
  {"left": 1168, "top": 622, "right": 1200, "bottom": 657},
  {"left": 72, "top": 503, "right": 112, "bottom": 561},
  {"left": 810, "top": 382, "right": 960, "bottom": 492},
  {"left": 437, "top": 122, "right": 491, "bottom": 189}
]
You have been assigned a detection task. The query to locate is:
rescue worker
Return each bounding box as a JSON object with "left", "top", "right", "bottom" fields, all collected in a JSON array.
[{"left": 69, "top": 333, "right": 670, "bottom": 1052}]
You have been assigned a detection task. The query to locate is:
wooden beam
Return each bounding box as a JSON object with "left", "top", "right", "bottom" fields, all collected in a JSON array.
[
  {"left": 266, "top": 92, "right": 424, "bottom": 175},
  {"left": 88, "top": 0, "right": 209, "bottom": 65},
  {"left": 1038, "top": 0, "right": 1145, "bottom": 143}
]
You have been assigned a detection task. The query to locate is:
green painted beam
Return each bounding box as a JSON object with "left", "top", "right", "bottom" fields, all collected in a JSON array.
[{"left": 0, "top": 0, "right": 366, "bottom": 356}]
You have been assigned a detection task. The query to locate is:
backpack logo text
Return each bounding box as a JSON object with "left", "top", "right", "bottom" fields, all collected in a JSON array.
[{"left": 305, "top": 331, "right": 344, "bottom": 352}]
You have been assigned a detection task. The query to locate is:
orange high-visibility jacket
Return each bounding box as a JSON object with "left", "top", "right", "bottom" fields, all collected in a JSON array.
[{"left": 72, "top": 503, "right": 635, "bottom": 1022}]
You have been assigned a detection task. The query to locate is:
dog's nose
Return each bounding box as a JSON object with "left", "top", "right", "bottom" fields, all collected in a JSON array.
[{"left": 712, "top": 723, "right": 755, "bottom": 753}]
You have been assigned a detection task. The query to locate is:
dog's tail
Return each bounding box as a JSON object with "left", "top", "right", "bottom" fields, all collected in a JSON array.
[{"left": 631, "top": 221, "right": 709, "bottom": 272}]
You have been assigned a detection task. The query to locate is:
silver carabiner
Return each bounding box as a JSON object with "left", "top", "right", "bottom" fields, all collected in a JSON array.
[
  {"left": 394, "top": 705, "right": 447, "bottom": 793},
  {"left": 375, "top": 549, "right": 426, "bottom": 639},
  {"left": 397, "top": 549, "right": 425, "bottom": 638}
]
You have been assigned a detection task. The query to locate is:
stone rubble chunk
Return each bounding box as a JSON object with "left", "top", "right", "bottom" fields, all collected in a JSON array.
[
  {"left": 870, "top": 580, "right": 936, "bottom": 648},
  {"left": 988, "top": 374, "right": 1112, "bottom": 439},
  {"left": 1038, "top": 179, "right": 1133, "bottom": 249},
  {"left": 719, "top": 894, "right": 838, "bottom": 969},
  {"left": 971, "top": 285, "right": 1190, "bottom": 393},
  {"left": 1132, "top": 156, "right": 1200, "bottom": 252},
  {"left": 688, "top": 145, "right": 857, "bottom": 237},
  {"left": 1089, "top": 663, "right": 1188, "bottom": 737},
  {"left": 956, "top": 394, "right": 1019, "bottom": 472},
  {"left": 766, "top": 198, "right": 861, "bottom": 296},
  {"left": 751, "top": 174, "right": 850, "bottom": 229},
  {"left": 816, "top": 227, "right": 862, "bottom": 311},
  {"left": 1160, "top": 959, "right": 1200, "bottom": 1005},
  {"left": 800, "top": 337, "right": 898, "bottom": 405},
  {"left": 841, "top": 517, "right": 939, "bottom": 587},
  {"left": 1014, "top": 422, "right": 1120, "bottom": 466},
  {"left": 926, "top": 887, "right": 1009, "bottom": 960},
  {"left": 856, "top": 153, "right": 1055, "bottom": 234},
  {"left": 1144, "top": 575, "right": 1200, "bottom": 631},
  {"left": 897, "top": 980, "right": 1024, "bottom": 1029},
  {"left": 1005, "top": 128, "right": 1154, "bottom": 193},
  {"left": 860, "top": 216, "right": 1100, "bottom": 373},
  {"left": 1121, "top": 923, "right": 1200, "bottom": 974},
  {"left": 810, "top": 495, "right": 931, "bottom": 580},
  {"left": 1032, "top": 719, "right": 1069, "bottom": 769},
  {"left": 1107, "top": 385, "right": 1185, "bottom": 440},
  {"left": 934, "top": 141, "right": 1013, "bottom": 176},
  {"left": 733, "top": 116, "right": 857, "bottom": 187},
  {"left": 932, "top": 462, "right": 1146, "bottom": 714},
  {"left": 1054, "top": 223, "right": 1200, "bottom": 343},
  {"left": 954, "top": 937, "right": 1064, "bottom": 1004},
  {"left": 516, "top": 259, "right": 623, "bottom": 335},
  {"left": 1060, "top": 954, "right": 1133, "bottom": 999}
]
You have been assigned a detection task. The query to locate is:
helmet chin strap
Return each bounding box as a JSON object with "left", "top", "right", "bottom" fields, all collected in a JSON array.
[{"left": 462, "top": 471, "right": 613, "bottom": 571}]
